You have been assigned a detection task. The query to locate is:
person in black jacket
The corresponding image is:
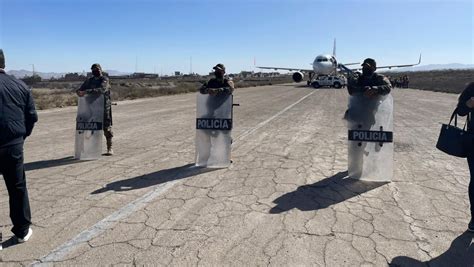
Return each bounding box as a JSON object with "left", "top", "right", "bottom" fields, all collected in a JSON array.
[
  {"left": 0, "top": 49, "right": 38, "bottom": 242},
  {"left": 456, "top": 82, "right": 474, "bottom": 232}
]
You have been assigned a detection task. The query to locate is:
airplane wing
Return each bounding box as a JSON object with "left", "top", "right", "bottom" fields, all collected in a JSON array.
[
  {"left": 342, "top": 62, "right": 360, "bottom": 66},
  {"left": 256, "top": 66, "right": 314, "bottom": 73},
  {"left": 349, "top": 54, "right": 422, "bottom": 71}
]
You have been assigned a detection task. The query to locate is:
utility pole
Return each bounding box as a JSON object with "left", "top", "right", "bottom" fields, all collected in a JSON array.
[
  {"left": 135, "top": 56, "right": 138, "bottom": 73},
  {"left": 190, "top": 56, "right": 193, "bottom": 75},
  {"left": 30, "top": 64, "right": 35, "bottom": 76}
]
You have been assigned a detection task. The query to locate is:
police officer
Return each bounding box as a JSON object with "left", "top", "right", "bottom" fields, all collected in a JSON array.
[
  {"left": 347, "top": 58, "right": 392, "bottom": 97},
  {"left": 200, "top": 64, "right": 234, "bottom": 96},
  {"left": 0, "top": 49, "right": 37, "bottom": 243},
  {"left": 197, "top": 64, "right": 234, "bottom": 166},
  {"left": 76, "top": 64, "right": 114, "bottom": 155}
]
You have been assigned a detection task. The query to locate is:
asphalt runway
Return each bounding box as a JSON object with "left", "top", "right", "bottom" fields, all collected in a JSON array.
[{"left": 1, "top": 84, "right": 473, "bottom": 266}]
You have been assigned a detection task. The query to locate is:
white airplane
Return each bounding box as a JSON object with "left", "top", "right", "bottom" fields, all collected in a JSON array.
[{"left": 257, "top": 39, "right": 421, "bottom": 86}]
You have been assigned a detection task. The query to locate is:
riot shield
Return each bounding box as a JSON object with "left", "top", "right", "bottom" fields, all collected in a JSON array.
[
  {"left": 195, "top": 93, "right": 233, "bottom": 168},
  {"left": 74, "top": 94, "right": 104, "bottom": 160},
  {"left": 347, "top": 93, "right": 393, "bottom": 182}
]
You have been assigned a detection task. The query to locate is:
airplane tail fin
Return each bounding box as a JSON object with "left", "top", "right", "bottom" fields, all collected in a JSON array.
[{"left": 332, "top": 38, "right": 336, "bottom": 57}]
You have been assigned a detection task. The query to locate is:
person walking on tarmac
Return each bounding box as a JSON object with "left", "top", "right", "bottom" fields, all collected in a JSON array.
[
  {"left": 76, "top": 63, "right": 114, "bottom": 155},
  {"left": 199, "top": 63, "right": 234, "bottom": 96},
  {"left": 0, "top": 49, "right": 38, "bottom": 243},
  {"left": 347, "top": 58, "right": 392, "bottom": 97}
]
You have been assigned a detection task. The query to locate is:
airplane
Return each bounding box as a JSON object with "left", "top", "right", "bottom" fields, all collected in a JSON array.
[{"left": 257, "top": 39, "right": 421, "bottom": 87}]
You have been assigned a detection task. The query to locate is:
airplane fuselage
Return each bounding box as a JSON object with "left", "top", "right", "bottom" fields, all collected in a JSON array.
[{"left": 312, "top": 54, "right": 338, "bottom": 76}]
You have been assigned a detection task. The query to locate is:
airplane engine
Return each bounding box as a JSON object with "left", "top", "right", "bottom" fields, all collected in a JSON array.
[{"left": 292, "top": 71, "right": 304, "bottom": 83}]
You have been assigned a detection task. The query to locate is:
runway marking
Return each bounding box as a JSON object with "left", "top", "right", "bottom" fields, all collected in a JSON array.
[
  {"left": 233, "top": 90, "right": 316, "bottom": 146},
  {"left": 32, "top": 89, "right": 316, "bottom": 265}
]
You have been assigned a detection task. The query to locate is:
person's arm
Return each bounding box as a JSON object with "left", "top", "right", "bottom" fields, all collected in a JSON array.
[
  {"left": 86, "top": 77, "right": 110, "bottom": 94},
  {"left": 219, "top": 79, "right": 234, "bottom": 95},
  {"left": 457, "top": 86, "right": 474, "bottom": 116},
  {"left": 347, "top": 76, "right": 362, "bottom": 95},
  {"left": 24, "top": 88, "right": 38, "bottom": 138},
  {"left": 373, "top": 75, "right": 392, "bottom": 95},
  {"left": 199, "top": 81, "right": 209, "bottom": 94},
  {"left": 76, "top": 80, "right": 88, "bottom": 96}
]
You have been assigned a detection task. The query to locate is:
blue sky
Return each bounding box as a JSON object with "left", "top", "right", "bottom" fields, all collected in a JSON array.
[{"left": 0, "top": 0, "right": 472, "bottom": 74}]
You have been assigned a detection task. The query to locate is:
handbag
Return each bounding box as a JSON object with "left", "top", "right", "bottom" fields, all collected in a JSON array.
[{"left": 436, "top": 110, "right": 472, "bottom": 158}]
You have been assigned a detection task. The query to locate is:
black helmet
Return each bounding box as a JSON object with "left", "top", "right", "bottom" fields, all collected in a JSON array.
[
  {"left": 213, "top": 63, "right": 225, "bottom": 71},
  {"left": 91, "top": 63, "right": 102, "bottom": 70},
  {"left": 361, "top": 58, "right": 376, "bottom": 69}
]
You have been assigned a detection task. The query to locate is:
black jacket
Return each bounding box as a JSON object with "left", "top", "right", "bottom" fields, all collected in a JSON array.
[
  {"left": 0, "top": 71, "right": 38, "bottom": 147},
  {"left": 456, "top": 83, "right": 474, "bottom": 133}
]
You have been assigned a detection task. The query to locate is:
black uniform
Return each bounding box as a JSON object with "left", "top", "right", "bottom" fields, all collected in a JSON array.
[
  {"left": 0, "top": 69, "right": 37, "bottom": 239},
  {"left": 456, "top": 82, "right": 474, "bottom": 220}
]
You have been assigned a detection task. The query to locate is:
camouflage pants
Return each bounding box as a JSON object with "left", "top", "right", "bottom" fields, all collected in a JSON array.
[{"left": 104, "top": 126, "right": 113, "bottom": 149}]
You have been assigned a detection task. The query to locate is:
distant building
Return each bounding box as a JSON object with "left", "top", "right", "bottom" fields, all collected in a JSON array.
[
  {"left": 174, "top": 71, "right": 182, "bottom": 76},
  {"left": 109, "top": 74, "right": 131, "bottom": 79},
  {"left": 131, "top": 72, "right": 146, "bottom": 78},
  {"left": 143, "top": 73, "right": 159, "bottom": 79},
  {"left": 239, "top": 71, "right": 254, "bottom": 78}
]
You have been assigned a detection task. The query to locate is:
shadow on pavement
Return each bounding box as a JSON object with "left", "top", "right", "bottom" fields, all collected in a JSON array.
[
  {"left": 390, "top": 231, "right": 474, "bottom": 267},
  {"left": 270, "top": 171, "right": 387, "bottom": 213},
  {"left": 91, "top": 163, "right": 217, "bottom": 194},
  {"left": 24, "top": 156, "right": 79, "bottom": 171}
]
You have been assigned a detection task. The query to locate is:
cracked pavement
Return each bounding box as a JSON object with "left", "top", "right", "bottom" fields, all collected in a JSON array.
[{"left": 1, "top": 84, "right": 473, "bottom": 266}]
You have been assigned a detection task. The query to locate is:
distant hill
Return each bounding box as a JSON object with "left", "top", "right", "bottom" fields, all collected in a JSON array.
[
  {"left": 387, "top": 63, "right": 474, "bottom": 72},
  {"left": 7, "top": 70, "right": 67, "bottom": 79},
  {"left": 7, "top": 69, "right": 131, "bottom": 79}
]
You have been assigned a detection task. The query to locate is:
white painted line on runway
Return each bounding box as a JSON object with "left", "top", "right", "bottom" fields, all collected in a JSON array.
[
  {"left": 32, "top": 89, "right": 316, "bottom": 265},
  {"left": 233, "top": 90, "right": 316, "bottom": 146},
  {"left": 32, "top": 179, "right": 180, "bottom": 266}
]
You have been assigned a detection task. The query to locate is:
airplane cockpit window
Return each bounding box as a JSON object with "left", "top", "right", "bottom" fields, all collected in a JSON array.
[{"left": 317, "top": 58, "right": 328, "bottom": 62}]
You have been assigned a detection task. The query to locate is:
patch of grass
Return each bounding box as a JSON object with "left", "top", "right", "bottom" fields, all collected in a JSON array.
[
  {"left": 382, "top": 69, "right": 473, "bottom": 94},
  {"left": 31, "top": 77, "right": 294, "bottom": 110}
]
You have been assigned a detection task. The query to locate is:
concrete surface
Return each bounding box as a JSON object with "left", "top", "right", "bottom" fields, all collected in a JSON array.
[{"left": 1, "top": 84, "right": 473, "bottom": 266}]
